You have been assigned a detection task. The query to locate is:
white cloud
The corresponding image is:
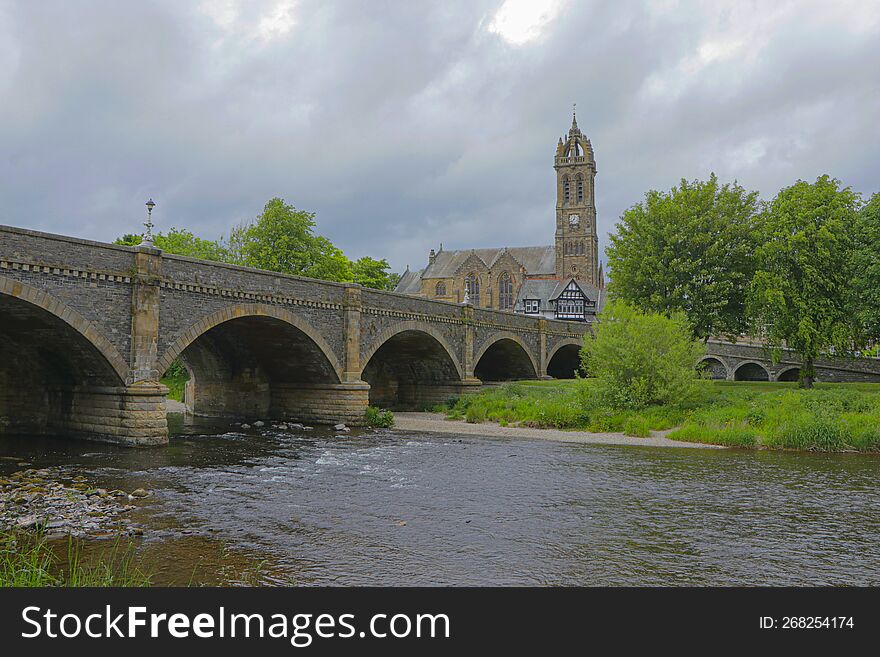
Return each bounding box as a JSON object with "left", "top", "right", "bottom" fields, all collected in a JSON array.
[{"left": 487, "top": 0, "right": 567, "bottom": 45}]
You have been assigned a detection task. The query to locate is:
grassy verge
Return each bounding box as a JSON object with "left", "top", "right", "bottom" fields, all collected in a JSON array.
[
  {"left": 0, "top": 531, "right": 150, "bottom": 587},
  {"left": 161, "top": 371, "right": 187, "bottom": 403},
  {"left": 433, "top": 379, "right": 880, "bottom": 452}
]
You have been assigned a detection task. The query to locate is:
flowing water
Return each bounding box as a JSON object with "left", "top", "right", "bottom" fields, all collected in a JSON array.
[{"left": 2, "top": 414, "right": 879, "bottom": 586}]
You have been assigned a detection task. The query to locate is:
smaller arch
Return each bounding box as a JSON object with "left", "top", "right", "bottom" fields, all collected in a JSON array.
[
  {"left": 698, "top": 357, "right": 728, "bottom": 380},
  {"left": 733, "top": 361, "right": 770, "bottom": 382},
  {"left": 473, "top": 333, "right": 539, "bottom": 382},
  {"left": 563, "top": 176, "right": 571, "bottom": 203},
  {"left": 361, "top": 321, "right": 464, "bottom": 381},
  {"left": 776, "top": 366, "right": 801, "bottom": 382},
  {"left": 576, "top": 175, "right": 585, "bottom": 202},
  {"left": 547, "top": 340, "right": 582, "bottom": 379},
  {"left": 435, "top": 281, "right": 446, "bottom": 297}
]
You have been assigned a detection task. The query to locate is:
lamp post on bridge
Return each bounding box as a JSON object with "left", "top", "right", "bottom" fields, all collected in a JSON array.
[{"left": 141, "top": 198, "right": 156, "bottom": 247}]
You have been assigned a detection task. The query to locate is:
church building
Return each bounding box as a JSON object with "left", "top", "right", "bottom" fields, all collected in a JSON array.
[{"left": 394, "top": 111, "right": 605, "bottom": 322}]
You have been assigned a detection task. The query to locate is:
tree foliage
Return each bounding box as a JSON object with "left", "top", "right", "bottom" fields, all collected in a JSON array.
[
  {"left": 606, "top": 174, "right": 759, "bottom": 340},
  {"left": 580, "top": 300, "right": 705, "bottom": 409},
  {"left": 853, "top": 193, "right": 880, "bottom": 341},
  {"left": 114, "top": 197, "right": 399, "bottom": 289},
  {"left": 747, "top": 176, "right": 863, "bottom": 388},
  {"left": 351, "top": 256, "right": 395, "bottom": 290},
  {"left": 228, "top": 198, "right": 353, "bottom": 282},
  {"left": 114, "top": 228, "right": 230, "bottom": 261}
]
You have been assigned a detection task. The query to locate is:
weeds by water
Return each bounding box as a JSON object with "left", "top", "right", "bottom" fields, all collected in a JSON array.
[
  {"left": 434, "top": 379, "right": 880, "bottom": 452},
  {"left": 0, "top": 530, "right": 150, "bottom": 587},
  {"left": 365, "top": 406, "right": 395, "bottom": 428}
]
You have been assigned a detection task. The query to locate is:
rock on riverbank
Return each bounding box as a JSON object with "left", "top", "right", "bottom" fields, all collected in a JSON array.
[{"left": 0, "top": 467, "right": 143, "bottom": 538}]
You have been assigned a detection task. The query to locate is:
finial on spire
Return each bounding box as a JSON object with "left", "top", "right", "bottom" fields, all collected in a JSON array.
[{"left": 571, "top": 103, "right": 578, "bottom": 130}]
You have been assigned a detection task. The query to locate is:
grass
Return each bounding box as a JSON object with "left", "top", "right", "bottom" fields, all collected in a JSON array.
[
  {"left": 161, "top": 371, "right": 187, "bottom": 403},
  {"left": 0, "top": 530, "right": 151, "bottom": 587},
  {"left": 433, "top": 379, "right": 880, "bottom": 453}
]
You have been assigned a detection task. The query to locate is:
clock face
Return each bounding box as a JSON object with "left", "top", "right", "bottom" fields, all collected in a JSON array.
[{"left": 568, "top": 214, "right": 580, "bottom": 228}]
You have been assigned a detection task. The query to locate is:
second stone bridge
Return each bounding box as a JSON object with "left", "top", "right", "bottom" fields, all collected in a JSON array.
[{"left": 0, "top": 225, "right": 587, "bottom": 446}]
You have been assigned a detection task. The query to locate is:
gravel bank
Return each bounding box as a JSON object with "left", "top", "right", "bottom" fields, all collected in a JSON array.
[{"left": 392, "top": 412, "right": 724, "bottom": 449}]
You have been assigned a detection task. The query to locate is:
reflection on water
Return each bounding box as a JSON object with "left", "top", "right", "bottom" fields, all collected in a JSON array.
[{"left": 2, "top": 413, "right": 880, "bottom": 586}]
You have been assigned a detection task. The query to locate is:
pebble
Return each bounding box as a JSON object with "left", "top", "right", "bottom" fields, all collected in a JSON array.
[
  {"left": 241, "top": 423, "right": 251, "bottom": 430},
  {"left": 130, "top": 488, "right": 149, "bottom": 498},
  {"left": 1, "top": 467, "right": 137, "bottom": 538},
  {"left": 253, "top": 421, "right": 265, "bottom": 428}
]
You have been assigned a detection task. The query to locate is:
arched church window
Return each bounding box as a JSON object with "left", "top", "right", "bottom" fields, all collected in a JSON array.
[
  {"left": 563, "top": 177, "right": 570, "bottom": 204},
  {"left": 577, "top": 176, "right": 584, "bottom": 202},
  {"left": 435, "top": 281, "right": 446, "bottom": 297},
  {"left": 465, "top": 273, "right": 480, "bottom": 307},
  {"left": 499, "top": 272, "right": 513, "bottom": 310}
]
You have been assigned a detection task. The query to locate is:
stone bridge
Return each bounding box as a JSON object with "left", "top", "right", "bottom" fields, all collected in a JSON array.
[
  {"left": 701, "top": 340, "right": 880, "bottom": 383},
  {"left": 0, "top": 225, "right": 588, "bottom": 446}
]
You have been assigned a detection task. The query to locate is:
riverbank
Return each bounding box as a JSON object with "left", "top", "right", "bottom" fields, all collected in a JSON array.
[
  {"left": 429, "top": 380, "right": 880, "bottom": 452},
  {"left": 393, "top": 412, "right": 722, "bottom": 449}
]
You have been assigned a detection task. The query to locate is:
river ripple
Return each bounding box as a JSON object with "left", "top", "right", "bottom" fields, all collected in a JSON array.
[{"left": 1, "top": 415, "right": 879, "bottom": 586}]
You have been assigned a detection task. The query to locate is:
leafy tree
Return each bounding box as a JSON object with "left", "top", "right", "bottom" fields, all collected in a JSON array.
[
  {"left": 114, "top": 228, "right": 229, "bottom": 261},
  {"left": 580, "top": 300, "right": 705, "bottom": 409},
  {"left": 114, "top": 233, "right": 142, "bottom": 246},
  {"left": 386, "top": 271, "right": 402, "bottom": 292},
  {"left": 228, "top": 198, "right": 354, "bottom": 282},
  {"left": 606, "top": 174, "right": 759, "bottom": 340},
  {"left": 351, "top": 256, "right": 394, "bottom": 290},
  {"left": 853, "top": 193, "right": 880, "bottom": 342},
  {"left": 747, "top": 175, "right": 863, "bottom": 388}
]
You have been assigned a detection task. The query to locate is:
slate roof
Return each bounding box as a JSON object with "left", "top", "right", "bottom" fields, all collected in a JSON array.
[
  {"left": 420, "top": 245, "right": 556, "bottom": 278},
  {"left": 394, "top": 268, "right": 423, "bottom": 295}
]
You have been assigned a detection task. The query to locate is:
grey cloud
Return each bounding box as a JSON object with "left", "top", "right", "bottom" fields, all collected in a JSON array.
[{"left": 0, "top": 0, "right": 878, "bottom": 272}]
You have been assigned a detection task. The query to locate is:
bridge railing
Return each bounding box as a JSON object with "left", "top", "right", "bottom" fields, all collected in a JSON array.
[
  {"left": 160, "top": 253, "right": 348, "bottom": 305},
  {"left": 0, "top": 224, "right": 135, "bottom": 274}
]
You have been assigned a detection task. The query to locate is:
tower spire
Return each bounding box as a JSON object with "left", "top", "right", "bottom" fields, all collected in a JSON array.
[{"left": 571, "top": 103, "right": 578, "bottom": 131}]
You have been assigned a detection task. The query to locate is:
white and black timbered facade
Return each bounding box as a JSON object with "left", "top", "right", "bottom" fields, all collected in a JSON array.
[{"left": 514, "top": 278, "right": 601, "bottom": 322}]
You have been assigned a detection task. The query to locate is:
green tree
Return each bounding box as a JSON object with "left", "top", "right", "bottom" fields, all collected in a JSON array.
[
  {"left": 114, "top": 228, "right": 229, "bottom": 262},
  {"left": 580, "top": 300, "right": 705, "bottom": 409},
  {"left": 853, "top": 193, "right": 880, "bottom": 342},
  {"left": 228, "top": 198, "right": 354, "bottom": 282},
  {"left": 748, "top": 175, "right": 863, "bottom": 388},
  {"left": 351, "top": 256, "right": 394, "bottom": 290},
  {"left": 606, "top": 174, "right": 759, "bottom": 340}
]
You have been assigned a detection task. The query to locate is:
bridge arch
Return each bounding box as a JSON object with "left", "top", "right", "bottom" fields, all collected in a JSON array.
[
  {"left": 157, "top": 303, "right": 342, "bottom": 379},
  {"left": 698, "top": 356, "right": 729, "bottom": 380},
  {"left": 0, "top": 275, "right": 129, "bottom": 383},
  {"left": 473, "top": 333, "right": 539, "bottom": 382},
  {"left": 361, "top": 323, "right": 463, "bottom": 408},
  {"left": 733, "top": 361, "right": 770, "bottom": 382},
  {"left": 776, "top": 366, "right": 801, "bottom": 382},
  {"left": 158, "top": 303, "right": 344, "bottom": 419},
  {"left": 546, "top": 339, "right": 583, "bottom": 379},
  {"left": 0, "top": 275, "right": 136, "bottom": 439}
]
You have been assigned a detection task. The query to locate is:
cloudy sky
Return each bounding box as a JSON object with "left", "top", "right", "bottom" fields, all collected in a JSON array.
[{"left": 1, "top": 0, "right": 878, "bottom": 272}]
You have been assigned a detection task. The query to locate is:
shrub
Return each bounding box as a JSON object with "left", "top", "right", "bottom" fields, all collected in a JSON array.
[
  {"left": 581, "top": 301, "right": 705, "bottom": 409},
  {"left": 623, "top": 416, "right": 651, "bottom": 437},
  {"left": 465, "top": 405, "right": 487, "bottom": 424},
  {"left": 364, "top": 406, "right": 394, "bottom": 428}
]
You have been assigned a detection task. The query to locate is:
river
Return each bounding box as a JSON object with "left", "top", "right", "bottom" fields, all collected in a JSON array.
[{"left": 1, "top": 414, "right": 879, "bottom": 586}]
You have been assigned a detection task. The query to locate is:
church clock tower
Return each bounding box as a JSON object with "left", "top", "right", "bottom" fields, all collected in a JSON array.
[{"left": 554, "top": 109, "right": 598, "bottom": 285}]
